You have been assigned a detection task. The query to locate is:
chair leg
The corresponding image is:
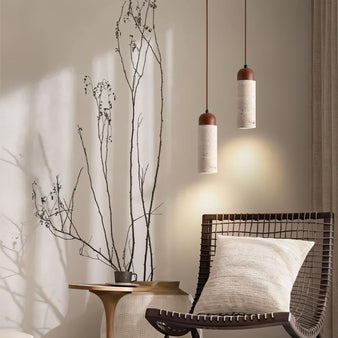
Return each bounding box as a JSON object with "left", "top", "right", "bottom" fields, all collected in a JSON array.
[
  {"left": 164, "top": 335, "right": 169, "bottom": 338},
  {"left": 191, "top": 329, "right": 200, "bottom": 338}
]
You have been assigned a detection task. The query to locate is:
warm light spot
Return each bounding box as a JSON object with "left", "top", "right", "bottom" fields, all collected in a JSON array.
[
  {"left": 220, "top": 136, "right": 284, "bottom": 190},
  {"left": 218, "top": 136, "right": 286, "bottom": 210},
  {"left": 172, "top": 136, "right": 286, "bottom": 224}
]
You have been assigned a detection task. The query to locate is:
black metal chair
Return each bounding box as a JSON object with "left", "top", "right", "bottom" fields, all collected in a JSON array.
[{"left": 146, "top": 212, "right": 334, "bottom": 338}]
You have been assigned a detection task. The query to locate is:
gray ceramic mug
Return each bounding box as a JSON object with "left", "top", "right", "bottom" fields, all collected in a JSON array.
[{"left": 114, "top": 271, "right": 137, "bottom": 283}]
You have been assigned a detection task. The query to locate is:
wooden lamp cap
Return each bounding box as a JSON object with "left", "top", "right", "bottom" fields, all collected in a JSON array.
[
  {"left": 237, "top": 65, "right": 255, "bottom": 80},
  {"left": 199, "top": 110, "right": 216, "bottom": 125}
]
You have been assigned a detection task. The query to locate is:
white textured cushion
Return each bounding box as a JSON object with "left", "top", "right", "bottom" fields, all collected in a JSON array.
[{"left": 194, "top": 235, "right": 314, "bottom": 314}]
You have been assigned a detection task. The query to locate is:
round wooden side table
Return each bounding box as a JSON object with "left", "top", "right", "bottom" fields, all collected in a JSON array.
[{"left": 69, "top": 281, "right": 189, "bottom": 338}]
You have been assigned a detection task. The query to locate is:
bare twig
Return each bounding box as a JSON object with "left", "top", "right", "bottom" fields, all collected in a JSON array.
[
  {"left": 77, "top": 125, "right": 112, "bottom": 262},
  {"left": 32, "top": 0, "right": 164, "bottom": 280}
]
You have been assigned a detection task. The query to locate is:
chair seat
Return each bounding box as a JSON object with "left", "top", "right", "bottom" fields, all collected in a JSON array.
[
  {"left": 146, "top": 308, "right": 291, "bottom": 336},
  {"left": 0, "top": 331, "right": 33, "bottom": 338}
]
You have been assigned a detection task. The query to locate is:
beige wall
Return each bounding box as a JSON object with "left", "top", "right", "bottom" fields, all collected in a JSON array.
[{"left": 0, "top": 0, "right": 311, "bottom": 337}]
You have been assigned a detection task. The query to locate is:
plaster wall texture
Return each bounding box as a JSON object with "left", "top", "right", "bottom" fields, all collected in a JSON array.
[{"left": 0, "top": 0, "right": 311, "bottom": 337}]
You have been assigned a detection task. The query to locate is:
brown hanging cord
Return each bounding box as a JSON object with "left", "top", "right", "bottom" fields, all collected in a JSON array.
[
  {"left": 244, "top": 0, "right": 247, "bottom": 66},
  {"left": 205, "top": 0, "right": 209, "bottom": 113}
]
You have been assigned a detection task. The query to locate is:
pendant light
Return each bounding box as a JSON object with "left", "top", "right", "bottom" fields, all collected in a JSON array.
[
  {"left": 198, "top": 0, "right": 217, "bottom": 174},
  {"left": 237, "top": 0, "right": 256, "bottom": 129}
]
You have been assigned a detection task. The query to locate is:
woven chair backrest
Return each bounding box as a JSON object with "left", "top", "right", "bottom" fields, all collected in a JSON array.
[{"left": 191, "top": 212, "right": 334, "bottom": 335}]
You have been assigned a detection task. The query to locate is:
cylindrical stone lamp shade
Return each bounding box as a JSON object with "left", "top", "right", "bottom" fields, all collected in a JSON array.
[
  {"left": 198, "top": 112, "right": 217, "bottom": 174},
  {"left": 237, "top": 66, "right": 256, "bottom": 129}
]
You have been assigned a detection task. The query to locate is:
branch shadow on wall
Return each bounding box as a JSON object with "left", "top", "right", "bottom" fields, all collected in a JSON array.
[
  {"left": 0, "top": 216, "right": 102, "bottom": 338},
  {"left": 0, "top": 138, "right": 102, "bottom": 338}
]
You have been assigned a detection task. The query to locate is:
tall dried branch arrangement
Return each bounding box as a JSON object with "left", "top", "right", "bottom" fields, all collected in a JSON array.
[{"left": 32, "top": 0, "right": 163, "bottom": 280}]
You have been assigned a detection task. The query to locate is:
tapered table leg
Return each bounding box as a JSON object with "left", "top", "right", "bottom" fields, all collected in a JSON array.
[
  {"left": 90, "top": 291, "right": 127, "bottom": 338},
  {"left": 69, "top": 282, "right": 184, "bottom": 338}
]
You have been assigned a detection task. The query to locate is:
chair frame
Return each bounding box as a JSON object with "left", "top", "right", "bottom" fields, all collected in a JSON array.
[{"left": 146, "top": 212, "right": 334, "bottom": 338}]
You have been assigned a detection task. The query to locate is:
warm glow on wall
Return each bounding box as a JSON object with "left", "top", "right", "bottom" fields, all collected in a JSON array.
[
  {"left": 180, "top": 183, "right": 228, "bottom": 213},
  {"left": 178, "top": 137, "right": 285, "bottom": 221},
  {"left": 220, "top": 137, "right": 284, "bottom": 191}
]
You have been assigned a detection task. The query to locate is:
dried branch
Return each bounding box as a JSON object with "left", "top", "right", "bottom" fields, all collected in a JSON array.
[
  {"left": 77, "top": 125, "right": 112, "bottom": 262},
  {"left": 85, "top": 77, "right": 122, "bottom": 270},
  {"left": 145, "top": 0, "right": 164, "bottom": 280},
  {"left": 32, "top": 0, "right": 164, "bottom": 280},
  {"left": 32, "top": 178, "right": 121, "bottom": 271},
  {"left": 116, "top": 0, "right": 163, "bottom": 279}
]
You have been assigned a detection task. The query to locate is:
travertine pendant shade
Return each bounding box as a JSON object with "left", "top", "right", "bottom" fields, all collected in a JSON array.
[
  {"left": 198, "top": 0, "right": 217, "bottom": 174},
  {"left": 198, "top": 111, "right": 217, "bottom": 174},
  {"left": 237, "top": 65, "right": 256, "bottom": 129}
]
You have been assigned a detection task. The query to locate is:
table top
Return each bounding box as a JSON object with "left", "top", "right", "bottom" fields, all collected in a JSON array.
[
  {"left": 69, "top": 283, "right": 151, "bottom": 292},
  {"left": 69, "top": 281, "right": 188, "bottom": 295}
]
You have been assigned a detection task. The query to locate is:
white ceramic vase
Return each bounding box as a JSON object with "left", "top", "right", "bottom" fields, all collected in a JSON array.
[{"left": 100, "top": 281, "right": 202, "bottom": 338}]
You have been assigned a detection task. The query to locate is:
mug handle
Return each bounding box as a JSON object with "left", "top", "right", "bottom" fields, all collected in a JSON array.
[{"left": 131, "top": 272, "right": 137, "bottom": 282}]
